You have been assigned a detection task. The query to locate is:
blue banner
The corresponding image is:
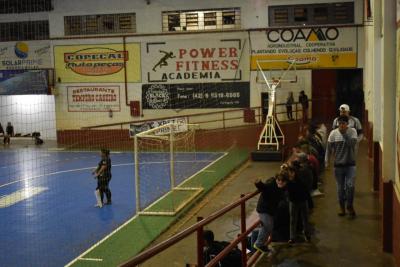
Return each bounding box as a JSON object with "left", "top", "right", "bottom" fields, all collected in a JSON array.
[{"left": 0, "top": 70, "right": 48, "bottom": 95}]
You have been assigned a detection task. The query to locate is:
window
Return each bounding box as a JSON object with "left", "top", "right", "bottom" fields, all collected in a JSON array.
[
  {"left": 64, "top": 13, "right": 136, "bottom": 36},
  {"left": 162, "top": 8, "right": 240, "bottom": 32},
  {"left": 0, "top": 20, "right": 49, "bottom": 41},
  {"left": 269, "top": 2, "right": 354, "bottom": 26},
  {"left": 0, "top": 0, "right": 53, "bottom": 14}
]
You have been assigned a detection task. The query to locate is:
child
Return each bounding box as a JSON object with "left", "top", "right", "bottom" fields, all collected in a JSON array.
[
  {"left": 284, "top": 163, "right": 311, "bottom": 244},
  {"left": 253, "top": 172, "right": 288, "bottom": 253},
  {"left": 92, "top": 148, "right": 112, "bottom": 207}
]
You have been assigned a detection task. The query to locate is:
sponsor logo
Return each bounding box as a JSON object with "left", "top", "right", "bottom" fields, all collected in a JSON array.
[
  {"left": 267, "top": 27, "right": 339, "bottom": 43},
  {"left": 145, "top": 84, "right": 170, "bottom": 109},
  {"left": 14, "top": 42, "right": 29, "bottom": 59},
  {"left": 64, "top": 47, "right": 128, "bottom": 76}
]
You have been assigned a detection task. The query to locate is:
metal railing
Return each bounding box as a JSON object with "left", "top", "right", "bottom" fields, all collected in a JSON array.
[{"left": 119, "top": 191, "right": 262, "bottom": 267}]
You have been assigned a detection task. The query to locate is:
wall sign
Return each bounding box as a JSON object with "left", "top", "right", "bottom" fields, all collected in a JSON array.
[
  {"left": 67, "top": 85, "right": 121, "bottom": 112},
  {"left": 54, "top": 43, "right": 141, "bottom": 83},
  {"left": 0, "top": 41, "right": 51, "bottom": 70},
  {"left": 144, "top": 38, "right": 244, "bottom": 83},
  {"left": 142, "top": 82, "right": 249, "bottom": 109},
  {"left": 250, "top": 27, "right": 358, "bottom": 69}
]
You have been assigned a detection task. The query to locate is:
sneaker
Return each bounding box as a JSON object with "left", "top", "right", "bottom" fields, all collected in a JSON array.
[
  {"left": 253, "top": 244, "right": 270, "bottom": 253},
  {"left": 94, "top": 203, "right": 103, "bottom": 208},
  {"left": 347, "top": 207, "right": 356, "bottom": 219},
  {"left": 287, "top": 239, "right": 295, "bottom": 245},
  {"left": 311, "top": 189, "right": 324, "bottom": 197},
  {"left": 338, "top": 207, "right": 346, "bottom": 216},
  {"left": 104, "top": 200, "right": 112, "bottom": 205}
]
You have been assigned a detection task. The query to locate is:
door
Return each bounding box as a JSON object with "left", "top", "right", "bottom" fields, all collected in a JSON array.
[{"left": 312, "top": 70, "right": 337, "bottom": 124}]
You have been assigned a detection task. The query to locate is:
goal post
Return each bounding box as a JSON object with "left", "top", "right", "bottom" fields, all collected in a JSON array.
[{"left": 134, "top": 122, "right": 203, "bottom": 216}]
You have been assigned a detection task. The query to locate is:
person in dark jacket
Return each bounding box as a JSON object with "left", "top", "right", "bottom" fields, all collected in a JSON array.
[
  {"left": 203, "top": 230, "right": 242, "bottom": 267},
  {"left": 284, "top": 164, "right": 311, "bottom": 244},
  {"left": 92, "top": 148, "right": 112, "bottom": 207},
  {"left": 4, "top": 122, "right": 14, "bottom": 145},
  {"left": 253, "top": 172, "right": 288, "bottom": 253}
]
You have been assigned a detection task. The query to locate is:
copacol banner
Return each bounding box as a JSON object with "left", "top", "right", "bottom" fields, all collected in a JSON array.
[{"left": 142, "top": 82, "right": 250, "bottom": 109}]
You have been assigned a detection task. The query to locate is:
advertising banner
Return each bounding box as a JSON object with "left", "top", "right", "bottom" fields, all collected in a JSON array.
[
  {"left": 0, "top": 70, "right": 48, "bottom": 95},
  {"left": 250, "top": 27, "right": 357, "bottom": 70},
  {"left": 0, "top": 41, "right": 51, "bottom": 70},
  {"left": 54, "top": 43, "right": 141, "bottom": 83},
  {"left": 142, "top": 82, "right": 249, "bottom": 109},
  {"left": 129, "top": 117, "right": 188, "bottom": 137},
  {"left": 67, "top": 85, "right": 120, "bottom": 112},
  {"left": 143, "top": 37, "right": 246, "bottom": 83}
]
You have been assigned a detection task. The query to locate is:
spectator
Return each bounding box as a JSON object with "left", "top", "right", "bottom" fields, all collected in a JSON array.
[
  {"left": 298, "top": 91, "right": 309, "bottom": 123},
  {"left": 0, "top": 123, "right": 3, "bottom": 136},
  {"left": 3, "top": 122, "right": 14, "bottom": 145},
  {"left": 286, "top": 91, "right": 294, "bottom": 120},
  {"left": 325, "top": 115, "right": 358, "bottom": 218},
  {"left": 332, "top": 104, "right": 363, "bottom": 143},
  {"left": 253, "top": 172, "right": 288, "bottom": 253},
  {"left": 284, "top": 165, "right": 311, "bottom": 244},
  {"left": 203, "top": 230, "right": 242, "bottom": 267},
  {"left": 92, "top": 148, "right": 112, "bottom": 207}
]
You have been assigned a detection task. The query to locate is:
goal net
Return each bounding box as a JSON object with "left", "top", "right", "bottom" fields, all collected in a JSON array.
[{"left": 134, "top": 122, "right": 203, "bottom": 216}]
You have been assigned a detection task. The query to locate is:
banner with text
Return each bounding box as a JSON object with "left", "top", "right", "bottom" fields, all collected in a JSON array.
[
  {"left": 67, "top": 85, "right": 120, "bottom": 112},
  {"left": 129, "top": 117, "right": 188, "bottom": 137},
  {"left": 250, "top": 27, "right": 357, "bottom": 70},
  {"left": 142, "top": 82, "right": 249, "bottom": 109},
  {"left": 0, "top": 41, "right": 51, "bottom": 70},
  {"left": 144, "top": 36, "right": 247, "bottom": 83},
  {"left": 54, "top": 43, "right": 141, "bottom": 83}
]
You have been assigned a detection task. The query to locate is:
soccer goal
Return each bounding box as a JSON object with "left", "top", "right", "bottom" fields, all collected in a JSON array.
[{"left": 134, "top": 122, "right": 203, "bottom": 216}]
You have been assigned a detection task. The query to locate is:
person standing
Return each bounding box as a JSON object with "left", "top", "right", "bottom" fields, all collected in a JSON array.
[
  {"left": 332, "top": 104, "right": 363, "bottom": 143},
  {"left": 325, "top": 115, "right": 358, "bottom": 218},
  {"left": 4, "top": 122, "right": 14, "bottom": 145},
  {"left": 253, "top": 173, "right": 288, "bottom": 253},
  {"left": 92, "top": 148, "right": 112, "bottom": 207},
  {"left": 298, "top": 91, "right": 309, "bottom": 123},
  {"left": 286, "top": 91, "right": 294, "bottom": 120}
]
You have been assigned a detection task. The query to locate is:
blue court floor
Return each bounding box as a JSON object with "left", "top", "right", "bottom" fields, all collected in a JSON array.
[{"left": 0, "top": 149, "right": 223, "bottom": 267}]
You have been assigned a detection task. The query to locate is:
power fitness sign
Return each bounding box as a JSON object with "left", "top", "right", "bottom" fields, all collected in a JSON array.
[
  {"left": 54, "top": 43, "right": 141, "bottom": 83},
  {"left": 250, "top": 27, "right": 357, "bottom": 70},
  {"left": 67, "top": 85, "right": 121, "bottom": 112},
  {"left": 145, "top": 37, "right": 245, "bottom": 83}
]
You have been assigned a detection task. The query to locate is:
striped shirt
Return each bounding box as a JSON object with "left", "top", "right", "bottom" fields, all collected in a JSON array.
[
  {"left": 332, "top": 116, "right": 363, "bottom": 141},
  {"left": 325, "top": 127, "right": 357, "bottom": 167}
]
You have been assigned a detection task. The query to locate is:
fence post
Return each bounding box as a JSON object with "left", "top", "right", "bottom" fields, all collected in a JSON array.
[
  {"left": 240, "top": 194, "right": 247, "bottom": 267},
  {"left": 197, "top": 217, "right": 204, "bottom": 267}
]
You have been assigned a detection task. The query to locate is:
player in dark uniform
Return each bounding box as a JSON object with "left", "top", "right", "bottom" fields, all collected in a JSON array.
[{"left": 92, "top": 148, "right": 112, "bottom": 207}]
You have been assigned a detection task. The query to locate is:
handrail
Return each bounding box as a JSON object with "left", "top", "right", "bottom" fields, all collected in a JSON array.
[
  {"left": 83, "top": 106, "right": 263, "bottom": 129},
  {"left": 119, "top": 190, "right": 260, "bottom": 267}
]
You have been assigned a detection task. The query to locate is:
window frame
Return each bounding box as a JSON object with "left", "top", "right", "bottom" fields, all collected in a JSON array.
[
  {"left": 162, "top": 7, "right": 241, "bottom": 32},
  {"left": 269, "top": 2, "right": 354, "bottom": 27}
]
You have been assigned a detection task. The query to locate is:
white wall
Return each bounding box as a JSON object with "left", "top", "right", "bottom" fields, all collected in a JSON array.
[{"left": 0, "top": 95, "right": 57, "bottom": 139}]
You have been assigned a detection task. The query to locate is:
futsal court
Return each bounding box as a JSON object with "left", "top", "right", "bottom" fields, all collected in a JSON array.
[{"left": 0, "top": 148, "right": 224, "bottom": 267}]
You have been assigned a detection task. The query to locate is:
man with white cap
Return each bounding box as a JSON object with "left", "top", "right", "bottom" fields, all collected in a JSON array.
[{"left": 332, "top": 104, "right": 363, "bottom": 143}]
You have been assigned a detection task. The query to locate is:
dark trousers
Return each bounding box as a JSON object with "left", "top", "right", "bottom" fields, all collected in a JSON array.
[
  {"left": 97, "top": 178, "right": 112, "bottom": 203},
  {"left": 286, "top": 106, "right": 293, "bottom": 120}
]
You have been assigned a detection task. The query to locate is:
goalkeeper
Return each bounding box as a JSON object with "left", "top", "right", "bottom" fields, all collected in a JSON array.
[{"left": 92, "top": 148, "right": 112, "bottom": 207}]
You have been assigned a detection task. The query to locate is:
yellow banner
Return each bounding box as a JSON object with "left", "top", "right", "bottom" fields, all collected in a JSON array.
[
  {"left": 54, "top": 43, "right": 141, "bottom": 83},
  {"left": 251, "top": 53, "right": 357, "bottom": 70}
]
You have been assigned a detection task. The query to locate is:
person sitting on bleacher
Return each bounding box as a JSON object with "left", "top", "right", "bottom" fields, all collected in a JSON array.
[
  {"left": 4, "top": 122, "right": 14, "bottom": 145},
  {"left": 203, "top": 230, "right": 242, "bottom": 267},
  {"left": 253, "top": 172, "right": 288, "bottom": 254}
]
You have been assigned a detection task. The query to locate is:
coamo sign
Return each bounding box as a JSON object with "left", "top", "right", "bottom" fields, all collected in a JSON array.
[
  {"left": 64, "top": 47, "right": 128, "bottom": 76},
  {"left": 267, "top": 27, "right": 339, "bottom": 43}
]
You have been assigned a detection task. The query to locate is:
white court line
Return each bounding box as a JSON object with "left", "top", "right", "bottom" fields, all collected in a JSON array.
[
  {"left": 65, "top": 152, "right": 227, "bottom": 267},
  {"left": 78, "top": 258, "right": 103, "bottom": 262},
  {"left": 0, "top": 186, "right": 48, "bottom": 208},
  {"left": 0, "top": 163, "right": 134, "bottom": 189}
]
